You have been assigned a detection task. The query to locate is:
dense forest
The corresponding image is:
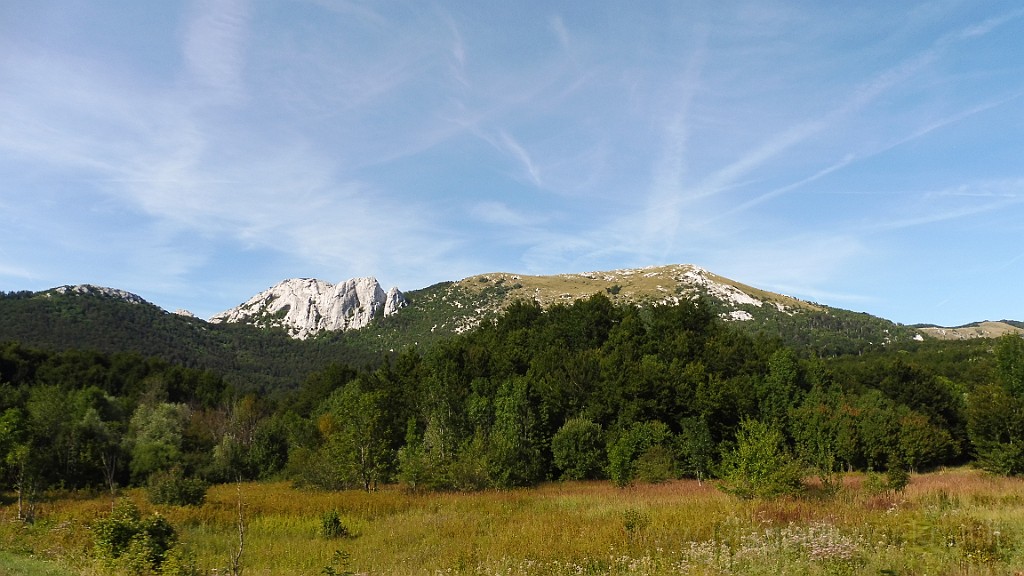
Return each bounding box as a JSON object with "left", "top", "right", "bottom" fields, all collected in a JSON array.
[
  {"left": 0, "top": 288, "right": 389, "bottom": 391},
  {"left": 2, "top": 293, "right": 1023, "bottom": 509}
]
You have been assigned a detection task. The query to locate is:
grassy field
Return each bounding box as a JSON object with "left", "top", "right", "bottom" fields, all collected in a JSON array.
[
  {"left": 0, "top": 551, "right": 77, "bottom": 576},
  {"left": 3, "top": 469, "right": 1024, "bottom": 575}
]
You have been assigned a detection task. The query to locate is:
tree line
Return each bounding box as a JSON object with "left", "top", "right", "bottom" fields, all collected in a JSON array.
[{"left": 2, "top": 293, "right": 1023, "bottom": 505}]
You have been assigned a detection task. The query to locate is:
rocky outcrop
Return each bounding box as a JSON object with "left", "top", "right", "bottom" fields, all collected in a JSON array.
[
  {"left": 50, "top": 284, "right": 148, "bottom": 305},
  {"left": 209, "top": 277, "right": 406, "bottom": 339}
]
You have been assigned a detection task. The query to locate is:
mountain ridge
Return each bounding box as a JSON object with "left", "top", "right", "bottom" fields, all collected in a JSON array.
[{"left": 5, "top": 265, "right": 1020, "bottom": 350}]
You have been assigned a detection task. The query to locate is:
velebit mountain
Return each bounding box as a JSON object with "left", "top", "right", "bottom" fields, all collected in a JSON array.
[
  {"left": 212, "top": 264, "right": 799, "bottom": 339},
  {"left": 209, "top": 277, "right": 406, "bottom": 339},
  {"left": 2, "top": 263, "right": 1020, "bottom": 391},
  {"left": 197, "top": 263, "right": 1021, "bottom": 344}
]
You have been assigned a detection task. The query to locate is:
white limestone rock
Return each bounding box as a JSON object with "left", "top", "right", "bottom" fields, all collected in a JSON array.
[
  {"left": 51, "top": 284, "right": 148, "bottom": 305},
  {"left": 210, "top": 277, "right": 407, "bottom": 339}
]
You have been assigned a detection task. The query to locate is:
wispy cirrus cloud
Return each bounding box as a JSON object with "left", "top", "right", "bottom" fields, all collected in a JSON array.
[
  {"left": 2, "top": 2, "right": 1022, "bottom": 325},
  {"left": 496, "top": 131, "right": 542, "bottom": 187},
  {"left": 182, "top": 0, "right": 251, "bottom": 102},
  {"left": 865, "top": 179, "right": 1024, "bottom": 231}
]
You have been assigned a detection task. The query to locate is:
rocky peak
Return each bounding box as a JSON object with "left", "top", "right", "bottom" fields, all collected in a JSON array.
[
  {"left": 49, "top": 284, "right": 148, "bottom": 305},
  {"left": 209, "top": 277, "right": 406, "bottom": 339}
]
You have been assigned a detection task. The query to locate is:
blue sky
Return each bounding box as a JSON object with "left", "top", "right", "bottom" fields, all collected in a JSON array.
[{"left": 1, "top": 2, "right": 1022, "bottom": 326}]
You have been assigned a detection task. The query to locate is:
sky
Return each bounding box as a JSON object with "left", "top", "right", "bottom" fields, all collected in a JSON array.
[{"left": 1, "top": 2, "right": 1022, "bottom": 326}]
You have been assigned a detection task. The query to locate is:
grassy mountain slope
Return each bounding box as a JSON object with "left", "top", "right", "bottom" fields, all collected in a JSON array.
[
  {"left": 351, "top": 265, "right": 920, "bottom": 356},
  {"left": 914, "top": 321, "right": 1024, "bottom": 340}
]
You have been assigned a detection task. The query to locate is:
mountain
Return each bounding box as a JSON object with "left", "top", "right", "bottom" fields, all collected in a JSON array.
[
  {"left": 1, "top": 265, "right": 1018, "bottom": 384},
  {"left": 914, "top": 321, "right": 1024, "bottom": 340},
  {"left": 49, "top": 284, "right": 151, "bottom": 305},
  {"left": 209, "top": 277, "right": 406, "bottom": 339},
  {"left": 348, "top": 264, "right": 923, "bottom": 356},
  {"left": 0, "top": 284, "right": 381, "bottom": 392}
]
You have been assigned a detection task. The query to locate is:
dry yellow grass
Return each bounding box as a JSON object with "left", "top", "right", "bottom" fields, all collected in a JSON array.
[
  {"left": 4, "top": 469, "right": 1024, "bottom": 575},
  {"left": 459, "top": 264, "right": 815, "bottom": 312},
  {"left": 918, "top": 321, "right": 1024, "bottom": 341}
]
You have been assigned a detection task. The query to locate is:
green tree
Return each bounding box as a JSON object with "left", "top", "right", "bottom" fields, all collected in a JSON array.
[
  {"left": 677, "top": 416, "right": 716, "bottom": 484},
  {"left": 317, "top": 381, "right": 393, "bottom": 491},
  {"left": 78, "top": 405, "right": 126, "bottom": 496},
  {"left": 996, "top": 334, "right": 1024, "bottom": 397},
  {"left": 488, "top": 376, "right": 544, "bottom": 487},
  {"left": 758, "top": 348, "right": 800, "bottom": 428},
  {"left": 127, "top": 402, "right": 191, "bottom": 482},
  {"left": 897, "top": 410, "right": 954, "bottom": 471},
  {"left": 608, "top": 421, "right": 674, "bottom": 487},
  {"left": 551, "top": 417, "right": 605, "bottom": 480},
  {"left": 790, "top": 385, "right": 843, "bottom": 492},
  {"left": 0, "top": 407, "right": 38, "bottom": 520},
  {"left": 718, "top": 419, "right": 804, "bottom": 499},
  {"left": 397, "top": 412, "right": 460, "bottom": 491},
  {"left": 967, "top": 335, "right": 1024, "bottom": 475},
  {"left": 967, "top": 383, "right": 1024, "bottom": 474}
]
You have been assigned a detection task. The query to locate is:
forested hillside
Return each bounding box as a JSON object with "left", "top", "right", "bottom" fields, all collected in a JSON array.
[
  {"left": 0, "top": 289, "right": 387, "bottom": 390},
  {"left": 3, "top": 292, "right": 1022, "bottom": 509}
]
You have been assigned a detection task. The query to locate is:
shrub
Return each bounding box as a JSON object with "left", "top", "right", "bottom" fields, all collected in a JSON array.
[
  {"left": 93, "top": 499, "right": 178, "bottom": 574},
  {"left": 551, "top": 417, "right": 605, "bottom": 480},
  {"left": 622, "top": 508, "right": 651, "bottom": 537},
  {"left": 608, "top": 421, "right": 674, "bottom": 487},
  {"left": 633, "top": 444, "right": 676, "bottom": 484},
  {"left": 886, "top": 461, "right": 910, "bottom": 494},
  {"left": 718, "top": 419, "right": 804, "bottom": 499},
  {"left": 321, "top": 510, "right": 351, "bottom": 539},
  {"left": 147, "top": 468, "right": 208, "bottom": 506},
  {"left": 863, "top": 460, "right": 910, "bottom": 496},
  {"left": 162, "top": 545, "right": 201, "bottom": 576}
]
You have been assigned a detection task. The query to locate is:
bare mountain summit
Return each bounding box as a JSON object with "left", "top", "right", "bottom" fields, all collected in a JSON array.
[{"left": 209, "top": 277, "right": 406, "bottom": 339}]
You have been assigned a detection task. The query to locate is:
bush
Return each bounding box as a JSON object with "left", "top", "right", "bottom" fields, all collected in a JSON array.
[
  {"left": 622, "top": 508, "right": 650, "bottom": 537},
  {"left": 608, "top": 421, "right": 675, "bottom": 487},
  {"left": 886, "top": 461, "right": 910, "bottom": 494},
  {"left": 147, "top": 468, "right": 208, "bottom": 506},
  {"left": 551, "top": 417, "right": 605, "bottom": 480},
  {"left": 93, "top": 499, "right": 178, "bottom": 574},
  {"left": 718, "top": 419, "right": 804, "bottom": 499},
  {"left": 633, "top": 444, "right": 676, "bottom": 484},
  {"left": 162, "top": 545, "right": 201, "bottom": 576},
  {"left": 321, "top": 510, "right": 351, "bottom": 539}
]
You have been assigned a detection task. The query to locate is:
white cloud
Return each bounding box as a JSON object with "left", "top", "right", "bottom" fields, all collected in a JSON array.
[
  {"left": 470, "top": 202, "right": 533, "bottom": 228},
  {"left": 182, "top": 0, "right": 250, "bottom": 101},
  {"left": 497, "top": 131, "right": 542, "bottom": 187}
]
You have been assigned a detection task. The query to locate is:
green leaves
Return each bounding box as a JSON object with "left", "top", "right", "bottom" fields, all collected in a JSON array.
[
  {"left": 718, "top": 419, "right": 804, "bottom": 499},
  {"left": 92, "top": 500, "right": 178, "bottom": 574},
  {"left": 552, "top": 417, "right": 605, "bottom": 481}
]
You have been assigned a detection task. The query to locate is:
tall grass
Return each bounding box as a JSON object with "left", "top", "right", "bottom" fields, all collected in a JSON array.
[
  {"left": 0, "top": 551, "right": 78, "bottom": 576},
  {"left": 3, "top": 469, "right": 1024, "bottom": 575}
]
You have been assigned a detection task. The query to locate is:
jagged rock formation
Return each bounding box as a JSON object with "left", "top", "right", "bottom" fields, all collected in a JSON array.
[{"left": 209, "top": 277, "right": 406, "bottom": 339}]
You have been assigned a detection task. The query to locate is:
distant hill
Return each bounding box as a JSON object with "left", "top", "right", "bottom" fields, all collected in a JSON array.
[
  {"left": 0, "top": 285, "right": 377, "bottom": 392},
  {"left": 914, "top": 321, "right": 1024, "bottom": 340},
  {"left": 315, "top": 264, "right": 926, "bottom": 357},
  {"left": 1, "top": 265, "right": 1018, "bottom": 390}
]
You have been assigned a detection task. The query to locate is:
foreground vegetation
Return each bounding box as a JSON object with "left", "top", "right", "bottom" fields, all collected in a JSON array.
[
  {"left": 4, "top": 294, "right": 1024, "bottom": 502},
  {"left": 2, "top": 469, "right": 1024, "bottom": 575},
  {"left": 4, "top": 289, "right": 1024, "bottom": 574}
]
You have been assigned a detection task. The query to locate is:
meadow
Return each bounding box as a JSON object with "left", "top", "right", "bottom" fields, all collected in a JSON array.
[{"left": 2, "top": 469, "right": 1024, "bottom": 576}]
